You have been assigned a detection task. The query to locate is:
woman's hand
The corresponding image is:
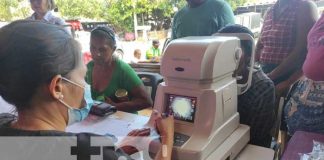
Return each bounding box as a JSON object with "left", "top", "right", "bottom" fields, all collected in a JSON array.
[
  {"left": 105, "top": 97, "right": 118, "bottom": 106},
  {"left": 155, "top": 116, "right": 174, "bottom": 143},
  {"left": 146, "top": 110, "right": 162, "bottom": 127},
  {"left": 154, "top": 115, "right": 174, "bottom": 160},
  {"left": 127, "top": 128, "right": 151, "bottom": 137},
  {"left": 275, "top": 81, "right": 291, "bottom": 97},
  {"left": 118, "top": 128, "right": 151, "bottom": 155},
  {"left": 147, "top": 110, "right": 174, "bottom": 139}
]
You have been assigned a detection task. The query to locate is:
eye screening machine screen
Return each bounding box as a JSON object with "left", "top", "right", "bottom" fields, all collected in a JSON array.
[{"left": 166, "top": 94, "right": 197, "bottom": 123}]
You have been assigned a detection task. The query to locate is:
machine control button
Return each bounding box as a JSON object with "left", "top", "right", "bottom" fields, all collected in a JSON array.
[
  {"left": 175, "top": 67, "right": 184, "bottom": 72},
  {"left": 173, "top": 132, "right": 190, "bottom": 147}
]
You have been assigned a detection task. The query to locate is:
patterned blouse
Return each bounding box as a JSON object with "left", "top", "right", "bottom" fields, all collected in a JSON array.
[
  {"left": 284, "top": 78, "right": 324, "bottom": 135},
  {"left": 256, "top": 0, "right": 302, "bottom": 64}
]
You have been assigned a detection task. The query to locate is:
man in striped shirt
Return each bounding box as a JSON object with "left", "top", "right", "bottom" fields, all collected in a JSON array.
[{"left": 219, "top": 24, "right": 276, "bottom": 148}]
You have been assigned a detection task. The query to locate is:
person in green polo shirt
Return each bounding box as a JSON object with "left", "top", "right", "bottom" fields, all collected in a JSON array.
[
  {"left": 171, "top": 0, "right": 235, "bottom": 40},
  {"left": 146, "top": 40, "right": 161, "bottom": 61}
]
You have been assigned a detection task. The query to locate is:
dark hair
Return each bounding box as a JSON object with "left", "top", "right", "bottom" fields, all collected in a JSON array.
[
  {"left": 91, "top": 26, "right": 116, "bottom": 49},
  {"left": 218, "top": 24, "right": 254, "bottom": 57},
  {"left": 152, "top": 40, "right": 159, "bottom": 45},
  {"left": 0, "top": 20, "right": 81, "bottom": 110}
]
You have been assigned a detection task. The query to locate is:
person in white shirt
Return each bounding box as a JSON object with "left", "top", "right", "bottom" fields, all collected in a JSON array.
[
  {"left": 130, "top": 49, "right": 142, "bottom": 64},
  {"left": 27, "top": 0, "right": 71, "bottom": 34}
]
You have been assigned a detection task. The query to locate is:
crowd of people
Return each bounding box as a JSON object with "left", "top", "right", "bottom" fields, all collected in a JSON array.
[{"left": 0, "top": 0, "right": 324, "bottom": 159}]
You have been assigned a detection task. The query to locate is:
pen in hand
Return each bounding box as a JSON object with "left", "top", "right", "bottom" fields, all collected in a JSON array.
[
  {"left": 152, "top": 110, "right": 172, "bottom": 138},
  {"left": 153, "top": 109, "right": 169, "bottom": 118}
]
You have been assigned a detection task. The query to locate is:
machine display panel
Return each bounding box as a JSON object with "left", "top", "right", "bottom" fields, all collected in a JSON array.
[{"left": 166, "top": 94, "right": 197, "bottom": 123}]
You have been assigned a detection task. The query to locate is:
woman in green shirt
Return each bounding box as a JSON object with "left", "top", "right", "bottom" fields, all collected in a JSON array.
[{"left": 86, "top": 26, "right": 152, "bottom": 113}]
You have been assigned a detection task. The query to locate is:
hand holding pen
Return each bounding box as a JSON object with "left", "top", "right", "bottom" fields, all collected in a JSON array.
[
  {"left": 152, "top": 110, "right": 174, "bottom": 138},
  {"left": 153, "top": 110, "right": 174, "bottom": 159}
]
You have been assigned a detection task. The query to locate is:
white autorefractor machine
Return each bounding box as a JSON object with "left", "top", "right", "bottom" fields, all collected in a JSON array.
[{"left": 153, "top": 36, "right": 250, "bottom": 160}]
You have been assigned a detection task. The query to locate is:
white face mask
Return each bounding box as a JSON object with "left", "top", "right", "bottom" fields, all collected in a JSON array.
[{"left": 58, "top": 77, "right": 94, "bottom": 125}]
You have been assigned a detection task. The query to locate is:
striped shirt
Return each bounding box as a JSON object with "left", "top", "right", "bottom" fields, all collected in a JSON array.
[
  {"left": 257, "top": 0, "right": 302, "bottom": 64},
  {"left": 238, "top": 69, "right": 276, "bottom": 147}
]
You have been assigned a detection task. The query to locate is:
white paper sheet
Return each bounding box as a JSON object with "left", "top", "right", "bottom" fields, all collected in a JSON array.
[
  {"left": 66, "top": 115, "right": 134, "bottom": 136},
  {"left": 0, "top": 96, "right": 15, "bottom": 114}
]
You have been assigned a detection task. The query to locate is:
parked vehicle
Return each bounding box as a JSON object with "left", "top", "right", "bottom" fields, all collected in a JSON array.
[
  {"left": 114, "top": 36, "right": 124, "bottom": 59},
  {"left": 66, "top": 20, "right": 83, "bottom": 31},
  {"left": 81, "top": 22, "right": 111, "bottom": 32}
]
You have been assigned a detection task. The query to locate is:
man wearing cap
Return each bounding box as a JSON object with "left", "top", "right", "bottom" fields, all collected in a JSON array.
[{"left": 146, "top": 40, "right": 161, "bottom": 62}]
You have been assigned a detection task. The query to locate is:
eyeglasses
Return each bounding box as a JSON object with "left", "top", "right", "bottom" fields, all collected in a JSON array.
[{"left": 62, "top": 77, "right": 85, "bottom": 89}]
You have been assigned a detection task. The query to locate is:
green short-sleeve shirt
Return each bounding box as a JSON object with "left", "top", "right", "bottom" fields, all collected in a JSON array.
[
  {"left": 146, "top": 47, "right": 161, "bottom": 60},
  {"left": 86, "top": 59, "right": 142, "bottom": 101},
  {"left": 171, "top": 0, "right": 235, "bottom": 40}
]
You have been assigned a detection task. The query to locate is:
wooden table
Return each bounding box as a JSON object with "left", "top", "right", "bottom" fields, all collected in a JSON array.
[
  {"left": 67, "top": 111, "right": 150, "bottom": 137},
  {"left": 0, "top": 98, "right": 274, "bottom": 160},
  {"left": 67, "top": 111, "right": 274, "bottom": 160}
]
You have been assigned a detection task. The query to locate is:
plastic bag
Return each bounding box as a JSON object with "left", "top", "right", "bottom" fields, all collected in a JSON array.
[{"left": 300, "top": 141, "right": 324, "bottom": 160}]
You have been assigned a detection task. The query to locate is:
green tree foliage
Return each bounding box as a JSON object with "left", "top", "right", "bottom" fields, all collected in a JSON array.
[
  {"left": 104, "top": 0, "right": 184, "bottom": 32},
  {"left": 148, "top": 0, "right": 177, "bottom": 30},
  {"left": 56, "top": 0, "right": 106, "bottom": 20},
  {"left": 0, "top": 0, "right": 29, "bottom": 21},
  {"left": 105, "top": 0, "right": 135, "bottom": 32},
  {"left": 132, "top": 0, "right": 186, "bottom": 31},
  {"left": 0, "top": 0, "right": 17, "bottom": 21},
  {"left": 226, "top": 0, "right": 247, "bottom": 10}
]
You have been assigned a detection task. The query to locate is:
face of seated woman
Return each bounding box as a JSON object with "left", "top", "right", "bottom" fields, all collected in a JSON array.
[
  {"left": 90, "top": 37, "right": 115, "bottom": 65},
  {"left": 90, "top": 28, "right": 116, "bottom": 66},
  {"left": 0, "top": 20, "right": 89, "bottom": 131}
]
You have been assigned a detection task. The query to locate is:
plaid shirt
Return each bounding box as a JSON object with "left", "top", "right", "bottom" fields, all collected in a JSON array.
[
  {"left": 256, "top": 0, "right": 301, "bottom": 64},
  {"left": 238, "top": 69, "right": 275, "bottom": 147}
]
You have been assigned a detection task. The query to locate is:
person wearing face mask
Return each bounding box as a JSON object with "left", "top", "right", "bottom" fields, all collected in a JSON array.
[
  {"left": 0, "top": 20, "right": 174, "bottom": 160},
  {"left": 171, "top": 0, "right": 234, "bottom": 40},
  {"left": 218, "top": 24, "right": 276, "bottom": 148},
  {"left": 86, "top": 26, "right": 153, "bottom": 113},
  {"left": 57, "top": 77, "right": 94, "bottom": 125}
]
